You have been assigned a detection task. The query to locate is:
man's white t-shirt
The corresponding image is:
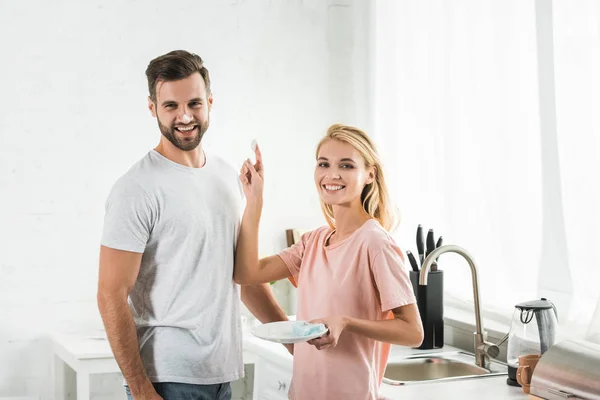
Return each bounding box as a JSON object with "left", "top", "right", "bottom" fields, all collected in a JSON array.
[{"left": 101, "top": 149, "right": 244, "bottom": 384}]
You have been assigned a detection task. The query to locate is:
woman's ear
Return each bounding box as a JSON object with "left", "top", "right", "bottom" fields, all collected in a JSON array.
[{"left": 366, "top": 166, "right": 376, "bottom": 185}]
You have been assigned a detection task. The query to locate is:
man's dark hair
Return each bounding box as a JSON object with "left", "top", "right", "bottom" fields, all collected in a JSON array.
[{"left": 145, "top": 50, "right": 211, "bottom": 102}]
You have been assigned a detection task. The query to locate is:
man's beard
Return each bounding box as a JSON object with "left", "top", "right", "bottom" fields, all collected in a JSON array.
[{"left": 157, "top": 116, "right": 209, "bottom": 151}]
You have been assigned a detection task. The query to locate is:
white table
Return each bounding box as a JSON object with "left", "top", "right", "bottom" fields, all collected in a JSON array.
[
  {"left": 52, "top": 333, "right": 120, "bottom": 400},
  {"left": 52, "top": 331, "right": 258, "bottom": 400}
]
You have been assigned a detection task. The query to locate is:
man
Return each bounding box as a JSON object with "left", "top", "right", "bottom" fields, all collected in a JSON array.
[{"left": 97, "top": 50, "right": 289, "bottom": 400}]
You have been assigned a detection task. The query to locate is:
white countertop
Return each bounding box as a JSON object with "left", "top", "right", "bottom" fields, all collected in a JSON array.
[{"left": 379, "top": 375, "right": 528, "bottom": 399}]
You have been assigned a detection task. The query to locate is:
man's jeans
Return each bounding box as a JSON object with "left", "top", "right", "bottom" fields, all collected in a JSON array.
[{"left": 125, "top": 382, "right": 232, "bottom": 400}]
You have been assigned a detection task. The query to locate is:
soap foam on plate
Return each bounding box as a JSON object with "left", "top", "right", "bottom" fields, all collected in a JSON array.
[{"left": 292, "top": 321, "right": 326, "bottom": 337}]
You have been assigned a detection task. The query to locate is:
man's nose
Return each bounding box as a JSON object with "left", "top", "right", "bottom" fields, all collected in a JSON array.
[{"left": 178, "top": 108, "right": 192, "bottom": 124}]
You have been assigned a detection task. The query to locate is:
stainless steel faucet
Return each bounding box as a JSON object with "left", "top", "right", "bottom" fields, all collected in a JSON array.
[{"left": 419, "top": 245, "right": 503, "bottom": 369}]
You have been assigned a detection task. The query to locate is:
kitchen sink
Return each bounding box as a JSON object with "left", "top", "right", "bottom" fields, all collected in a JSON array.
[{"left": 382, "top": 351, "right": 507, "bottom": 386}]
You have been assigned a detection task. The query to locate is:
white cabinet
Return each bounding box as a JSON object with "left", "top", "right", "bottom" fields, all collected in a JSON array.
[{"left": 253, "top": 355, "right": 292, "bottom": 400}]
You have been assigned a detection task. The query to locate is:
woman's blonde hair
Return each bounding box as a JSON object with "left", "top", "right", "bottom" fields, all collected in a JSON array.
[{"left": 316, "top": 124, "right": 399, "bottom": 232}]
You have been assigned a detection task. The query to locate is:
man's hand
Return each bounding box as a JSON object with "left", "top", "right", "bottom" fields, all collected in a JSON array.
[{"left": 129, "top": 381, "right": 163, "bottom": 399}]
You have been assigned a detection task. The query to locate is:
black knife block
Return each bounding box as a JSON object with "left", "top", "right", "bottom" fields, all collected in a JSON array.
[{"left": 409, "top": 270, "right": 444, "bottom": 350}]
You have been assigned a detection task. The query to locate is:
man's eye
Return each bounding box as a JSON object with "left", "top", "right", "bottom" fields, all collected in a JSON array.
[
  {"left": 190, "top": 102, "right": 201, "bottom": 107},
  {"left": 165, "top": 104, "right": 176, "bottom": 109}
]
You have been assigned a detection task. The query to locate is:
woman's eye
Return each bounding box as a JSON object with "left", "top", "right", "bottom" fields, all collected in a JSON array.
[
  {"left": 341, "top": 164, "right": 353, "bottom": 169},
  {"left": 318, "top": 163, "right": 329, "bottom": 168}
]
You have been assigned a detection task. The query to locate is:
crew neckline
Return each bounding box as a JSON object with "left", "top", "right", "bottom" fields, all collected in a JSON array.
[
  {"left": 150, "top": 149, "right": 209, "bottom": 173},
  {"left": 324, "top": 219, "right": 377, "bottom": 250}
]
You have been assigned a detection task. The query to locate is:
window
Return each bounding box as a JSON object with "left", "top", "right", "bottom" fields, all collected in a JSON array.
[{"left": 374, "top": 0, "right": 600, "bottom": 342}]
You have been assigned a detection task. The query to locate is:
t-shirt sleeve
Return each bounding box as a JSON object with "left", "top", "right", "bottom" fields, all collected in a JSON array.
[
  {"left": 371, "top": 243, "right": 417, "bottom": 312},
  {"left": 277, "top": 232, "right": 309, "bottom": 286},
  {"left": 100, "top": 178, "right": 155, "bottom": 253}
]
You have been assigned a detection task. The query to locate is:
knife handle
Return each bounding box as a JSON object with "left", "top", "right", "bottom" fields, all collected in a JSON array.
[
  {"left": 426, "top": 229, "right": 435, "bottom": 258},
  {"left": 435, "top": 236, "right": 443, "bottom": 263},
  {"left": 407, "top": 250, "right": 419, "bottom": 272},
  {"left": 416, "top": 225, "right": 425, "bottom": 265}
]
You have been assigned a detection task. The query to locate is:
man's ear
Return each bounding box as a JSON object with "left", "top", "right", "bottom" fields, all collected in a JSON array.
[
  {"left": 208, "top": 92, "right": 214, "bottom": 111},
  {"left": 148, "top": 96, "right": 157, "bottom": 117}
]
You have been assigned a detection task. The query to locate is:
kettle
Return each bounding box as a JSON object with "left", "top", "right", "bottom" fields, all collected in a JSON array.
[{"left": 506, "top": 298, "right": 558, "bottom": 387}]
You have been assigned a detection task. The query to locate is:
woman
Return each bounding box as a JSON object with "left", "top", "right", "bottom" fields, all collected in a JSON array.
[{"left": 235, "top": 124, "right": 423, "bottom": 399}]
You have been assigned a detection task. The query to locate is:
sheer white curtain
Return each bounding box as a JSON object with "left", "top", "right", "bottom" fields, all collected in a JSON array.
[
  {"left": 374, "top": 0, "right": 600, "bottom": 341},
  {"left": 552, "top": 0, "right": 600, "bottom": 342}
]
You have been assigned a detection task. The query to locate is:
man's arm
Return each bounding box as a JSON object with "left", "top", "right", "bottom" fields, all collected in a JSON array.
[
  {"left": 97, "top": 246, "right": 161, "bottom": 399},
  {"left": 241, "top": 283, "right": 288, "bottom": 323},
  {"left": 241, "top": 283, "right": 293, "bottom": 353}
]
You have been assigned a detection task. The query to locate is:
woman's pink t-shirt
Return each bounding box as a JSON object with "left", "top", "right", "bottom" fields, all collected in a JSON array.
[{"left": 278, "top": 219, "right": 417, "bottom": 400}]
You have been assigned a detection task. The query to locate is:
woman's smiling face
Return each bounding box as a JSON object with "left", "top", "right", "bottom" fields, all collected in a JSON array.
[{"left": 314, "top": 139, "right": 374, "bottom": 207}]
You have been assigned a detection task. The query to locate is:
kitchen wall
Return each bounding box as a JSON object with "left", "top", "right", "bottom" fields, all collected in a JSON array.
[{"left": 0, "top": 0, "right": 371, "bottom": 398}]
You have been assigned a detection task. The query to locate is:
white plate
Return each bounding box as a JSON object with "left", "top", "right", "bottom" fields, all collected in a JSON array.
[{"left": 251, "top": 321, "right": 328, "bottom": 344}]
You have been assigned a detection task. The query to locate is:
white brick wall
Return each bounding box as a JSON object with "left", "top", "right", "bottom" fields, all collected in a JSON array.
[{"left": 0, "top": 0, "right": 369, "bottom": 398}]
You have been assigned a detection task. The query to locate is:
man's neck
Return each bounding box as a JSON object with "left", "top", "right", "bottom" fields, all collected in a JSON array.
[{"left": 154, "top": 140, "right": 205, "bottom": 168}]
